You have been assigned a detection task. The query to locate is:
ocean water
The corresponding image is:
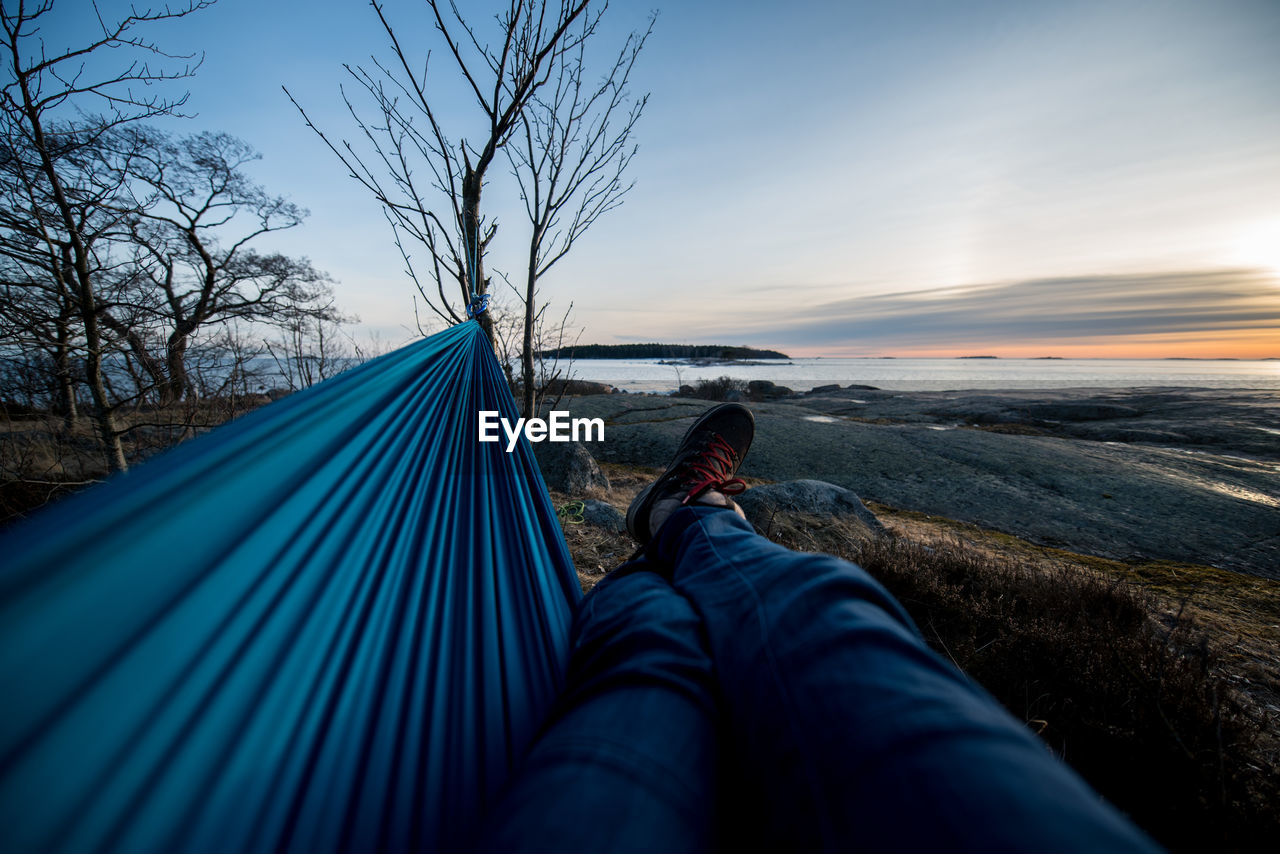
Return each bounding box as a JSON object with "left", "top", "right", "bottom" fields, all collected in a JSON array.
[{"left": 565, "top": 358, "right": 1280, "bottom": 394}]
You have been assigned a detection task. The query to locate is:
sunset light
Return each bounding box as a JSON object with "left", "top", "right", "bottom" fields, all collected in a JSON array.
[{"left": 1231, "top": 219, "right": 1280, "bottom": 277}]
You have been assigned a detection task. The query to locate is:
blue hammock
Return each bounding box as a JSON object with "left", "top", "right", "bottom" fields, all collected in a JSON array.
[{"left": 0, "top": 320, "right": 582, "bottom": 852}]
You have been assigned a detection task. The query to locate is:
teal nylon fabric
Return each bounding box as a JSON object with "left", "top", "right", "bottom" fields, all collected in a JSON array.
[{"left": 0, "top": 320, "right": 582, "bottom": 852}]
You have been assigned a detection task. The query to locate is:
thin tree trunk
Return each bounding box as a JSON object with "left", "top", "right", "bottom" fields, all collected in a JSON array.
[
  {"left": 165, "top": 331, "right": 193, "bottom": 405},
  {"left": 16, "top": 71, "right": 126, "bottom": 471},
  {"left": 54, "top": 318, "right": 77, "bottom": 429},
  {"left": 54, "top": 252, "right": 78, "bottom": 428},
  {"left": 84, "top": 337, "right": 126, "bottom": 472},
  {"left": 461, "top": 169, "right": 494, "bottom": 345},
  {"left": 521, "top": 239, "right": 539, "bottom": 418}
]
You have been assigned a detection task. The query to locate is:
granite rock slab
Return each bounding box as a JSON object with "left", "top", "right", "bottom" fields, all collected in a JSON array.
[{"left": 560, "top": 388, "right": 1280, "bottom": 579}]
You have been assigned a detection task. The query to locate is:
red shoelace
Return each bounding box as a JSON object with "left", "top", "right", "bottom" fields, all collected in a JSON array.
[{"left": 678, "top": 433, "right": 747, "bottom": 505}]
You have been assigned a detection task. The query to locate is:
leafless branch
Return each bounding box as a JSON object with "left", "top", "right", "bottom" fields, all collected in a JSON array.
[
  {"left": 507, "top": 5, "right": 653, "bottom": 415},
  {"left": 291, "top": 0, "right": 595, "bottom": 346}
]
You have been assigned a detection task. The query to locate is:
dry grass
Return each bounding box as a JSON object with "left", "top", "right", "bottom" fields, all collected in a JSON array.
[
  {"left": 0, "top": 401, "right": 269, "bottom": 524},
  {"left": 1, "top": 415, "right": 105, "bottom": 523},
  {"left": 863, "top": 502, "right": 1280, "bottom": 722}
]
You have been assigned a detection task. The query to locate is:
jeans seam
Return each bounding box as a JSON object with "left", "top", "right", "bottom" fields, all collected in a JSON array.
[{"left": 680, "top": 514, "right": 835, "bottom": 843}]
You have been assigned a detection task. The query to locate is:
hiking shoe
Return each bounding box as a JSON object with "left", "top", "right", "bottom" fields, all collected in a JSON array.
[{"left": 626, "top": 403, "right": 755, "bottom": 544}]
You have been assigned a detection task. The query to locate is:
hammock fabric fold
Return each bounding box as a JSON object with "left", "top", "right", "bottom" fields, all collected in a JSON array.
[{"left": 0, "top": 320, "right": 582, "bottom": 852}]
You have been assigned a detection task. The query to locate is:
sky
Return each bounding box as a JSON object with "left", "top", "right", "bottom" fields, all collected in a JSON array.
[{"left": 36, "top": 0, "right": 1280, "bottom": 357}]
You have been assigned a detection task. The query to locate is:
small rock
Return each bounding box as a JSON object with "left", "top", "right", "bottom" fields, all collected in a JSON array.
[
  {"left": 534, "top": 441, "right": 610, "bottom": 494},
  {"left": 737, "top": 480, "right": 886, "bottom": 535},
  {"left": 845, "top": 384, "right": 880, "bottom": 390},
  {"left": 580, "top": 499, "right": 626, "bottom": 532}
]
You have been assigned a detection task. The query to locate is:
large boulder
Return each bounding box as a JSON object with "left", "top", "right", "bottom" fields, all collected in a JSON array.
[
  {"left": 747, "top": 380, "right": 794, "bottom": 400},
  {"left": 534, "top": 440, "right": 610, "bottom": 494},
  {"left": 540, "top": 377, "right": 614, "bottom": 396},
  {"left": 737, "top": 480, "right": 885, "bottom": 535}
]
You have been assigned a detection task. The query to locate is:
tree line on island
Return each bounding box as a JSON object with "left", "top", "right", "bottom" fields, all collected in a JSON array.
[{"left": 539, "top": 343, "right": 789, "bottom": 360}]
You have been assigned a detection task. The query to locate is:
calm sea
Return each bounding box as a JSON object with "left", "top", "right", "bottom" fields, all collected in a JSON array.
[{"left": 567, "top": 358, "right": 1280, "bottom": 394}]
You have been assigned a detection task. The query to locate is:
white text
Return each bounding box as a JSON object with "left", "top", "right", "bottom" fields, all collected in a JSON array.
[{"left": 477, "top": 410, "right": 605, "bottom": 452}]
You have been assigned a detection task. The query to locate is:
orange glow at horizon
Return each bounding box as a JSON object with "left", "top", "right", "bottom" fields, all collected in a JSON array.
[{"left": 787, "top": 330, "right": 1280, "bottom": 360}]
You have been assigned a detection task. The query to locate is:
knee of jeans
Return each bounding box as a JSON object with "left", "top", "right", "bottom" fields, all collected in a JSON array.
[
  {"left": 565, "top": 571, "right": 718, "bottom": 715},
  {"left": 573, "top": 570, "right": 701, "bottom": 644}
]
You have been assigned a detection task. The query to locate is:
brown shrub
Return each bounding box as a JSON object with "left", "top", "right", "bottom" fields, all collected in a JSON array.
[{"left": 689, "top": 375, "right": 747, "bottom": 401}]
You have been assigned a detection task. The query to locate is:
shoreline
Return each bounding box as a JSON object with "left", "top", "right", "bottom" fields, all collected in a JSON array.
[
  {"left": 567, "top": 357, "right": 1280, "bottom": 395},
  {"left": 582, "top": 378, "right": 1280, "bottom": 394}
]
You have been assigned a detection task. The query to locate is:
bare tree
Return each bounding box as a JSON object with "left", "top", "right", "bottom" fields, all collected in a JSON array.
[
  {"left": 287, "top": 0, "right": 593, "bottom": 345},
  {"left": 0, "top": 175, "right": 80, "bottom": 423},
  {"left": 0, "top": 0, "right": 213, "bottom": 471},
  {"left": 0, "top": 122, "right": 177, "bottom": 428},
  {"left": 484, "top": 288, "right": 524, "bottom": 390},
  {"left": 508, "top": 6, "right": 651, "bottom": 415},
  {"left": 114, "top": 128, "right": 334, "bottom": 404},
  {"left": 264, "top": 311, "right": 344, "bottom": 392},
  {"left": 485, "top": 281, "right": 581, "bottom": 414},
  {"left": 187, "top": 323, "right": 267, "bottom": 403},
  {"left": 263, "top": 307, "right": 393, "bottom": 393},
  {"left": 528, "top": 298, "right": 580, "bottom": 417}
]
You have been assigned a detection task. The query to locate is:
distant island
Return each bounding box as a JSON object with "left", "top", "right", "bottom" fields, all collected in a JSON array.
[{"left": 540, "top": 343, "right": 790, "bottom": 360}]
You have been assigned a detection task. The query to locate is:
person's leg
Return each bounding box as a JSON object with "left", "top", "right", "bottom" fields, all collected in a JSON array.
[
  {"left": 653, "top": 504, "right": 1161, "bottom": 853},
  {"left": 476, "top": 566, "right": 721, "bottom": 853}
]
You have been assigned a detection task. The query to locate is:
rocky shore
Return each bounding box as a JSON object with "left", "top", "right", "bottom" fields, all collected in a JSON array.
[{"left": 560, "top": 386, "right": 1280, "bottom": 579}]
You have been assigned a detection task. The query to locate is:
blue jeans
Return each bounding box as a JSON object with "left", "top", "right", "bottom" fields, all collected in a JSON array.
[{"left": 479, "top": 506, "right": 1161, "bottom": 852}]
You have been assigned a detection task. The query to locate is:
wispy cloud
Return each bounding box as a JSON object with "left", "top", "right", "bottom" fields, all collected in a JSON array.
[{"left": 730, "top": 268, "right": 1280, "bottom": 354}]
